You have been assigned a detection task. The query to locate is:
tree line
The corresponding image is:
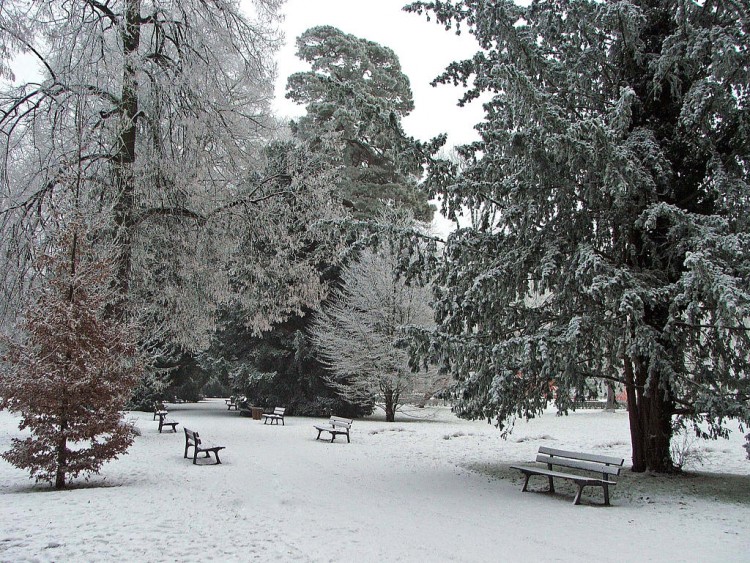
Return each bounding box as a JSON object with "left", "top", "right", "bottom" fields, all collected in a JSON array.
[{"left": 1, "top": 0, "right": 748, "bottom": 487}]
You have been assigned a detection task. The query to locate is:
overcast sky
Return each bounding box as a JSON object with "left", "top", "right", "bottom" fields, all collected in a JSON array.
[{"left": 271, "top": 0, "right": 485, "bottom": 148}]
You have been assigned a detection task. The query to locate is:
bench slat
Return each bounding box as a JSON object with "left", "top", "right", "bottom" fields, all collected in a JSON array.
[
  {"left": 512, "top": 446, "right": 624, "bottom": 506},
  {"left": 535, "top": 454, "right": 622, "bottom": 476},
  {"left": 538, "top": 446, "right": 623, "bottom": 466},
  {"left": 510, "top": 466, "right": 617, "bottom": 485}
]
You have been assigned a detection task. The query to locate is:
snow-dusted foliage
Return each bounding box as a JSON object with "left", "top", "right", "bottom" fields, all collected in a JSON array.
[
  {"left": 0, "top": 1, "right": 335, "bottom": 354},
  {"left": 0, "top": 221, "right": 142, "bottom": 489},
  {"left": 286, "top": 25, "right": 435, "bottom": 222},
  {"left": 407, "top": 0, "right": 750, "bottom": 471},
  {"left": 310, "top": 238, "right": 446, "bottom": 422}
]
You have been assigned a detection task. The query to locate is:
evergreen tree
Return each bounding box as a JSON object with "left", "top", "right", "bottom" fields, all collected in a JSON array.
[
  {"left": 286, "top": 25, "right": 434, "bottom": 222},
  {"left": 0, "top": 221, "right": 141, "bottom": 489},
  {"left": 407, "top": 0, "right": 750, "bottom": 472}
]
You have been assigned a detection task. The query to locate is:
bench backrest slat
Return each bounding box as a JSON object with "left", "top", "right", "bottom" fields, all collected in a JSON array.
[
  {"left": 538, "top": 446, "right": 624, "bottom": 467},
  {"left": 536, "top": 454, "right": 622, "bottom": 477},
  {"left": 274, "top": 407, "right": 286, "bottom": 416},
  {"left": 329, "top": 416, "right": 353, "bottom": 429},
  {"left": 184, "top": 428, "right": 201, "bottom": 446}
]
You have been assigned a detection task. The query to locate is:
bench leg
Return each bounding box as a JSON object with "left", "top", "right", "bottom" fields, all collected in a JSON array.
[
  {"left": 330, "top": 433, "right": 336, "bottom": 443},
  {"left": 316, "top": 429, "right": 322, "bottom": 440},
  {"left": 603, "top": 484, "right": 610, "bottom": 506},
  {"left": 193, "top": 450, "right": 198, "bottom": 465},
  {"left": 547, "top": 475, "right": 555, "bottom": 493},
  {"left": 213, "top": 450, "right": 222, "bottom": 464},
  {"left": 521, "top": 474, "right": 531, "bottom": 492},
  {"left": 573, "top": 483, "right": 584, "bottom": 505},
  {"left": 345, "top": 431, "right": 349, "bottom": 443}
]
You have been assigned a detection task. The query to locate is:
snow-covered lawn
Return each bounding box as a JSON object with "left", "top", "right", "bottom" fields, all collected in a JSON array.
[{"left": 1, "top": 399, "right": 748, "bottom": 562}]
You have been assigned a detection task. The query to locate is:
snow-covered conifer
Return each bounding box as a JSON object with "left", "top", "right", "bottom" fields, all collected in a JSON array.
[{"left": 407, "top": 0, "right": 750, "bottom": 471}]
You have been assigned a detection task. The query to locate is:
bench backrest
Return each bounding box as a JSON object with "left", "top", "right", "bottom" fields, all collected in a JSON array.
[
  {"left": 184, "top": 428, "right": 201, "bottom": 447},
  {"left": 329, "top": 416, "right": 353, "bottom": 429},
  {"left": 536, "top": 446, "right": 624, "bottom": 478},
  {"left": 274, "top": 407, "right": 286, "bottom": 416}
]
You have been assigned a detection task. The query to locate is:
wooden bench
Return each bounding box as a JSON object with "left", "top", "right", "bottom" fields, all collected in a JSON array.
[
  {"left": 314, "top": 416, "right": 353, "bottom": 443},
  {"left": 183, "top": 428, "right": 225, "bottom": 465},
  {"left": 510, "top": 446, "right": 624, "bottom": 505},
  {"left": 262, "top": 407, "right": 286, "bottom": 425},
  {"left": 153, "top": 404, "right": 168, "bottom": 420},
  {"left": 226, "top": 396, "right": 244, "bottom": 411},
  {"left": 156, "top": 412, "right": 179, "bottom": 433}
]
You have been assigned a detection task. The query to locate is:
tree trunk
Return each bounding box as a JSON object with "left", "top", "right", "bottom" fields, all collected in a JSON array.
[
  {"left": 384, "top": 388, "right": 395, "bottom": 422},
  {"left": 112, "top": 0, "right": 141, "bottom": 316},
  {"left": 55, "top": 412, "right": 68, "bottom": 489},
  {"left": 605, "top": 381, "right": 618, "bottom": 411},
  {"left": 624, "top": 355, "right": 675, "bottom": 472}
]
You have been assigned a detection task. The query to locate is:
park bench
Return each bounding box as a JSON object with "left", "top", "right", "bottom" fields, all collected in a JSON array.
[
  {"left": 510, "top": 446, "right": 624, "bottom": 506},
  {"left": 153, "top": 404, "right": 168, "bottom": 420},
  {"left": 156, "top": 411, "right": 179, "bottom": 433},
  {"left": 226, "top": 396, "right": 244, "bottom": 411},
  {"left": 262, "top": 407, "right": 286, "bottom": 425},
  {"left": 183, "top": 428, "right": 225, "bottom": 465},
  {"left": 314, "top": 416, "right": 353, "bottom": 443}
]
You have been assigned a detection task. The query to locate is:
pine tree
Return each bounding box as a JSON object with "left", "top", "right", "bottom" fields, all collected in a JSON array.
[
  {"left": 286, "top": 25, "right": 434, "bottom": 222},
  {"left": 407, "top": 0, "right": 750, "bottom": 471},
  {"left": 0, "top": 221, "right": 142, "bottom": 488}
]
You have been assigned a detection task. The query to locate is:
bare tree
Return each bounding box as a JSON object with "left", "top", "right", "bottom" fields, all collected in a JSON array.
[
  {"left": 310, "top": 242, "right": 446, "bottom": 422},
  {"left": 0, "top": 1, "right": 335, "bottom": 352}
]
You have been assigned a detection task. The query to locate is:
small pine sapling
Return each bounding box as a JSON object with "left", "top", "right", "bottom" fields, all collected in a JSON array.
[{"left": 0, "top": 224, "right": 142, "bottom": 489}]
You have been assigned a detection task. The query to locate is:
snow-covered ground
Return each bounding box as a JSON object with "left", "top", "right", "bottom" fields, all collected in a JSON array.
[{"left": 1, "top": 399, "right": 748, "bottom": 562}]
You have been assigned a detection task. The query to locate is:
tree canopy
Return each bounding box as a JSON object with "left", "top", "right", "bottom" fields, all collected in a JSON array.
[
  {"left": 286, "top": 25, "right": 434, "bottom": 222},
  {"left": 0, "top": 1, "right": 336, "bottom": 353},
  {"left": 311, "top": 240, "right": 445, "bottom": 422},
  {"left": 407, "top": 0, "right": 750, "bottom": 471}
]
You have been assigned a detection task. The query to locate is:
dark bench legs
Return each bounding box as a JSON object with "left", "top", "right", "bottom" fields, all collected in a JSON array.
[
  {"left": 187, "top": 448, "right": 222, "bottom": 465},
  {"left": 315, "top": 429, "right": 349, "bottom": 443},
  {"left": 184, "top": 445, "right": 223, "bottom": 465},
  {"left": 194, "top": 449, "right": 222, "bottom": 465},
  {"left": 521, "top": 474, "right": 610, "bottom": 506},
  {"left": 158, "top": 421, "right": 178, "bottom": 433}
]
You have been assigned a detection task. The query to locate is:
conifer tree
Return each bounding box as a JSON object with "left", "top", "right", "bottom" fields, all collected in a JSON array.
[
  {"left": 286, "top": 25, "right": 434, "bottom": 222},
  {"left": 0, "top": 222, "right": 142, "bottom": 489},
  {"left": 407, "top": 0, "right": 750, "bottom": 471}
]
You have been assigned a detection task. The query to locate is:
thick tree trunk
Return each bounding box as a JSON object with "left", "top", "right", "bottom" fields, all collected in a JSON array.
[
  {"left": 624, "top": 355, "right": 675, "bottom": 472},
  {"left": 384, "top": 388, "right": 395, "bottom": 422},
  {"left": 112, "top": 0, "right": 141, "bottom": 316},
  {"left": 605, "top": 381, "right": 618, "bottom": 411}
]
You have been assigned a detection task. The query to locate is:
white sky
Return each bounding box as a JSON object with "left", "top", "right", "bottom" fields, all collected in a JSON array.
[{"left": 270, "top": 0, "right": 485, "bottom": 148}]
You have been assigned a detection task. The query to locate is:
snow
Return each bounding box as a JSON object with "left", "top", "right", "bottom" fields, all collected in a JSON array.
[{"left": 1, "top": 399, "right": 748, "bottom": 562}]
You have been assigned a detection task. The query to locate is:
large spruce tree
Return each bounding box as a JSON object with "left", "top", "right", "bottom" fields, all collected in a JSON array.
[
  {"left": 286, "top": 25, "right": 434, "bottom": 222},
  {"left": 407, "top": 0, "right": 750, "bottom": 472}
]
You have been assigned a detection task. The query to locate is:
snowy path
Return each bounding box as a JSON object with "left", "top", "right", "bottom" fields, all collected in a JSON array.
[{"left": 1, "top": 400, "right": 748, "bottom": 562}]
